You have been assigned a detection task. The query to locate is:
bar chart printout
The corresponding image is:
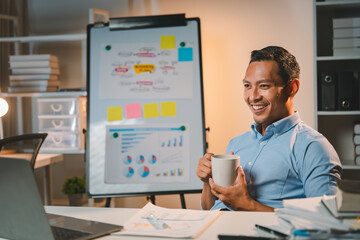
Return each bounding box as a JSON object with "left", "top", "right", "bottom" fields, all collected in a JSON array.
[{"left": 104, "top": 124, "right": 190, "bottom": 184}]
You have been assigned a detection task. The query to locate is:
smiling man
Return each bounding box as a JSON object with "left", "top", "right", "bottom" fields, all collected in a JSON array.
[{"left": 196, "top": 46, "right": 342, "bottom": 211}]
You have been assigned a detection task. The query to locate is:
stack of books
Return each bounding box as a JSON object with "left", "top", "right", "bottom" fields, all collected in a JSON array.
[
  {"left": 8, "top": 54, "right": 60, "bottom": 93},
  {"left": 354, "top": 123, "right": 360, "bottom": 165},
  {"left": 333, "top": 17, "right": 360, "bottom": 56}
]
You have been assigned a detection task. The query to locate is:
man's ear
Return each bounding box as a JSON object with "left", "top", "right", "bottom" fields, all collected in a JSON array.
[{"left": 289, "top": 78, "right": 299, "bottom": 97}]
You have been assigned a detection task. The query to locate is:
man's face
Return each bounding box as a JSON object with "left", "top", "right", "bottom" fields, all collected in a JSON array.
[{"left": 243, "top": 60, "right": 291, "bottom": 129}]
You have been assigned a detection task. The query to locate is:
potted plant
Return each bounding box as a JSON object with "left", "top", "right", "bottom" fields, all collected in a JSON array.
[{"left": 62, "top": 176, "right": 85, "bottom": 206}]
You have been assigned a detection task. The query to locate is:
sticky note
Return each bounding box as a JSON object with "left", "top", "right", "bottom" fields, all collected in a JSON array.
[
  {"left": 107, "top": 106, "right": 123, "bottom": 121},
  {"left": 133, "top": 64, "right": 155, "bottom": 74},
  {"left": 161, "top": 101, "right": 177, "bottom": 117},
  {"left": 178, "top": 48, "right": 193, "bottom": 61},
  {"left": 143, "top": 103, "right": 159, "bottom": 119},
  {"left": 125, "top": 102, "right": 142, "bottom": 119},
  {"left": 161, "top": 36, "right": 176, "bottom": 49}
]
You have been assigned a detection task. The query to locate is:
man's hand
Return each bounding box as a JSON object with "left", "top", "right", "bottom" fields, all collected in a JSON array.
[
  {"left": 196, "top": 153, "right": 214, "bottom": 183},
  {"left": 209, "top": 166, "right": 274, "bottom": 212}
]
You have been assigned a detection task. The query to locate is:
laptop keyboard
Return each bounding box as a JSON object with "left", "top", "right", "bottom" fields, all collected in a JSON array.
[{"left": 51, "top": 226, "right": 92, "bottom": 240}]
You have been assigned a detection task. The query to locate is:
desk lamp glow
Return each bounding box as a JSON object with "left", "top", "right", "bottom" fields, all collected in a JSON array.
[{"left": 0, "top": 97, "right": 9, "bottom": 139}]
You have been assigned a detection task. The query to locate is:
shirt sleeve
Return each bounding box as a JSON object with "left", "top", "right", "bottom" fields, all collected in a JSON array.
[{"left": 300, "top": 137, "right": 342, "bottom": 197}]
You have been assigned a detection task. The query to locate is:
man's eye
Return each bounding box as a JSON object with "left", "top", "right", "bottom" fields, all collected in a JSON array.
[
  {"left": 260, "top": 84, "right": 270, "bottom": 89},
  {"left": 243, "top": 84, "right": 250, "bottom": 88}
]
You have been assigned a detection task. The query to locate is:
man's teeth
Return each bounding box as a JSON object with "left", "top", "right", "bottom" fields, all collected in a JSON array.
[{"left": 253, "top": 105, "right": 265, "bottom": 110}]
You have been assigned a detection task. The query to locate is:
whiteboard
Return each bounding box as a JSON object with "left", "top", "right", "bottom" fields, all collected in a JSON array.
[{"left": 86, "top": 16, "right": 206, "bottom": 197}]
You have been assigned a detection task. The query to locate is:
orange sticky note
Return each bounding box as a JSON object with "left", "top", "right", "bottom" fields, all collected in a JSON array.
[
  {"left": 160, "top": 36, "right": 176, "bottom": 49},
  {"left": 161, "top": 101, "right": 177, "bottom": 117},
  {"left": 133, "top": 64, "right": 155, "bottom": 74},
  {"left": 107, "top": 106, "right": 123, "bottom": 121},
  {"left": 143, "top": 103, "right": 159, "bottom": 119}
]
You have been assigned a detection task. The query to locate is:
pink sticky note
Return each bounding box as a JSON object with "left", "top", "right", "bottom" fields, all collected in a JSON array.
[{"left": 125, "top": 102, "right": 142, "bottom": 119}]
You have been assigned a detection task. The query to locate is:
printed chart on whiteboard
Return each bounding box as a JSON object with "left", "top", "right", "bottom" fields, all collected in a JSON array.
[{"left": 104, "top": 124, "right": 190, "bottom": 184}]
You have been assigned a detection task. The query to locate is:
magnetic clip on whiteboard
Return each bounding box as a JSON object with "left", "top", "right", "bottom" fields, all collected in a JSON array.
[{"left": 109, "top": 13, "right": 186, "bottom": 31}]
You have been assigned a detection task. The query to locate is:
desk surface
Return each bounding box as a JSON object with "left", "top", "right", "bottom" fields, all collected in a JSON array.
[
  {"left": 45, "top": 206, "right": 279, "bottom": 239},
  {"left": 3, "top": 153, "right": 63, "bottom": 168},
  {"left": 34, "top": 153, "right": 63, "bottom": 168}
]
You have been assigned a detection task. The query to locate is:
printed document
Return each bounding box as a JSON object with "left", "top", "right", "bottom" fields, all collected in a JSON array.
[{"left": 117, "top": 202, "right": 221, "bottom": 238}]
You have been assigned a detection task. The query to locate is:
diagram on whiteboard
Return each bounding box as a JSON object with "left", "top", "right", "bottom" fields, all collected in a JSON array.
[
  {"left": 99, "top": 40, "right": 194, "bottom": 99},
  {"left": 104, "top": 124, "right": 190, "bottom": 184}
]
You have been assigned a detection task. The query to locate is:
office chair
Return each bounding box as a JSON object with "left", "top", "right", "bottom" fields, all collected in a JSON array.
[{"left": 0, "top": 133, "right": 48, "bottom": 170}]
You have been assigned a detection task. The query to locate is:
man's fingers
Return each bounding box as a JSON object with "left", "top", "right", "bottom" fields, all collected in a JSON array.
[
  {"left": 204, "top": 153, "right": 214, "bottom": 159},
  {"left": 237, "top": 166, "right": 244, "bottom": 175},
  {"left": 209, "top": 178, "right": 220, "bottom": 196},
  {"left": 238, "top": 166, "right": 246, "bottom": 181},
  {"left": 233, "top": 166, "right": 247, "bottom": 186},
  {"left": 198, "top": 168, "right": 211, "bottom": 178}
]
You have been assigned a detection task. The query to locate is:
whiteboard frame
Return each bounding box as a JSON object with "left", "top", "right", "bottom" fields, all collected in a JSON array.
[{"left": 86, "top": 15, "right": 206, "bottom": 198}]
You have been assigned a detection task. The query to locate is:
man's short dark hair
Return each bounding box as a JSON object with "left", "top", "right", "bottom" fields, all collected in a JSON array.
[{"left": 250, "top": 46, "right": 300, "bottom": 84}]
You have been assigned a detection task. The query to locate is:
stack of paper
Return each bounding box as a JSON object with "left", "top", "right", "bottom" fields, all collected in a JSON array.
[
  {"left": 333, "top": 17, "right": 360, "bottom": 56},
  {"left": 275, "top": 197, "right": 351, "bottom": 231},
  {"left": 117, "top": 202, "right": 221, "bottom": 238},
  {"left": 8, "top": 54, "right": 60, "bottom": 93},
  {"left": 257, "top": 196, "right": 360, "bottom": 239}
]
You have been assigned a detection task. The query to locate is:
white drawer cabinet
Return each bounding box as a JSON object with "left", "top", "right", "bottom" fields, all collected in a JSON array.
[
  {"left": 41, "top": 132, "right": 82, "bottom": 150},
  {"left": 38, "top": 116, "right": 80, "bottom": 132},
  {"left": 37, "top": 96, "right": 86, "bottom": 152},
  {"left": 38, "top": 98, "right": 78, "bottom": 115}
]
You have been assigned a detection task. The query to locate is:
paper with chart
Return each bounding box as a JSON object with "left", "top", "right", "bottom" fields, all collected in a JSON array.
[
  {"left": 104, "top": 124, "right": 190, "bottom": 184},
  {"left": 117, "top": 202, "right": 221, "bottom": 238},
  {"left": 99, "top": 40, "right": 194, "bottom": 99}
]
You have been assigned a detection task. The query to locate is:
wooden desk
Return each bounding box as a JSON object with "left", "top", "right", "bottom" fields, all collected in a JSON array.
[
  {"left": 5, "top": 153, "right": 63, "bottom": 205},
  {"left": 45, "top": 206, "right": 279, "bottom": 239}
]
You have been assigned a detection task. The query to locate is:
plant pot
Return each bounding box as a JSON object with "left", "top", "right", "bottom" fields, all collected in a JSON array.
[{"left": 68, "top": 193, "right": 83, "bottom": 206}]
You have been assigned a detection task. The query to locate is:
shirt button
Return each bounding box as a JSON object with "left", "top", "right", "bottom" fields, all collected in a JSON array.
[
  {"left": 260, "top": 141, "right": 264, "bottom": 146},
  {"left": 248, "top": 162, "right": 252, "bottom": 166},
  {"left": 275, "top": 133, "right": 279, "bottom": 136}
]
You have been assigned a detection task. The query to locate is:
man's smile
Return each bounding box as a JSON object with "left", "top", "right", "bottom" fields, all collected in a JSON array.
[{"left": 249, "top": 103, "right": 268, "bottom": 112}]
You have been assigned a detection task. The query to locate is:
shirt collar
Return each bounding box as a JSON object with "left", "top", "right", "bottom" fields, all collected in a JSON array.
[{"left": 251, "top": 112, "right": 301, "bottom": 137}]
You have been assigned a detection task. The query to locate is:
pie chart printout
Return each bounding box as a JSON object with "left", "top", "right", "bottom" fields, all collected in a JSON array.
[
  {"left": 138, "top": 166, "right": 150, "bottom": 178},
  {"left": 123, "top": 167, "right": 134, "bottom": 178}
]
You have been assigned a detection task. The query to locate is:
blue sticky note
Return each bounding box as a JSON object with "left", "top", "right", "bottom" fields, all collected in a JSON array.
[{"left": 178, "top": 48, "right": 193, "bottom": 61}]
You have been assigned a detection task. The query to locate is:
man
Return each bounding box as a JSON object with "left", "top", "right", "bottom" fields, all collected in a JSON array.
[{"left": 196, "top": 46, "right": 342, "bottom": 211}]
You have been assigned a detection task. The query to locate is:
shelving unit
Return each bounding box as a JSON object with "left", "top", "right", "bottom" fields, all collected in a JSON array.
[
  {"left": 0, "top": 31, "right": 89, "bottom": 205},
  {"left": 0, "top": 33, "right": 87, "bottom": 154},
  {"left": 314, "top": 0, "right": 360, "bottom": 167}
]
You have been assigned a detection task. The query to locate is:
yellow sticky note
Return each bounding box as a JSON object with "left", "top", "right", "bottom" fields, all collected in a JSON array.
[
  {"left": 143, "top": 103, "right": 159, "bottom": 119},
  {"left": 107, "top": 106, "right": 123, "bottom": 121},
  {"left": 160, "top": 36, "right": 176, "bottom": 49},
  {"left": 161, "top": 101, "right": 177, "bottom": 117}
]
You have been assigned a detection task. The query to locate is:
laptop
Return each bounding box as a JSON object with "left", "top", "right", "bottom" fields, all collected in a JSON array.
[{"left": 0, "top": 157, "right": 123, "bottom": 240}]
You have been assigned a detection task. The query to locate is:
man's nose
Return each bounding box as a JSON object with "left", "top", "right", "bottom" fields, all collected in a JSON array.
[{"left": 249, "top": 88, "right": 261, "bottom": 101}]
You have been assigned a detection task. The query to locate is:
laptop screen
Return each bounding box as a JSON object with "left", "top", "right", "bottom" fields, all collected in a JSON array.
[
  {"left": 0, "top": 157, "right": 122, "bottom": 240},
  {"left": 0, "top": 157, "right": 55, "bottom": 240}
]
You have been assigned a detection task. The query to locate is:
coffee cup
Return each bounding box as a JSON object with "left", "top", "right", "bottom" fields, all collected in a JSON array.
[{"left": 211, "top": 154, "right": 240, "bottom": 187}]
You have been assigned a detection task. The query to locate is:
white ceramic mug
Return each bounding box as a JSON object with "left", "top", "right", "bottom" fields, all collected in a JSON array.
[{"left": 211, "top": 154, "right": 240, "bottom": 187}]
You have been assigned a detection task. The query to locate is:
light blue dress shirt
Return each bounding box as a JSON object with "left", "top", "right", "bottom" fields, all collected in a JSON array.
[{"left": 211, "top": 112, "right": 342, "bottom": 210}]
